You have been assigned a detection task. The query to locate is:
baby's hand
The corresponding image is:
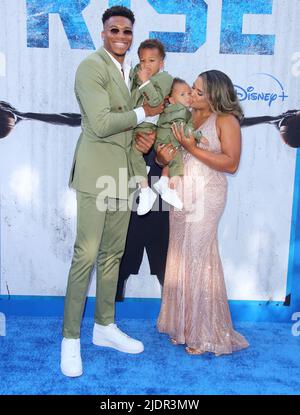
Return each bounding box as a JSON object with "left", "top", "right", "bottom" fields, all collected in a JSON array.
[
  {"left": 188, "top": 128, "right": 205, "bottom": 144},
  {"left": 138, "top": 67, "right": 151, "bottom": 84},
  {"left": 194, "top": 129, "right": 203, "bottom": 144},
  {"left": 199, "top": 135, "right": 209, "bottom": 145}
]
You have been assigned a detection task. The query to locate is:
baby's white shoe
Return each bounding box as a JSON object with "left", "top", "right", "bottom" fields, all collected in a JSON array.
[
  {"left": 137, "top": 187, "right": 157, "bottom": 215},
  {"left": 161, "top": 188, "right": 183, "bottom": 210},
  {"left": 153, "top": 176, "right": 169, "bottom": 195}
]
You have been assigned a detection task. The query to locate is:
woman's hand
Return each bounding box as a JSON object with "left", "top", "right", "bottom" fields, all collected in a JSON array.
[
  {"left": 156, "top": 143, "right": 177, "bottom": 166},
  {"left": 171, "top": 122, "right": 197, "bottom": 154}
]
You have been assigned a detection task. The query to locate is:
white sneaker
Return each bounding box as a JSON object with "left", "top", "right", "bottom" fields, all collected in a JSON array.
[
  {"left": 92, "top": 323, "right": 144, "bottom": 354},
  {"left": 137, "top": 187, "right": 157, "bottom": 215},
  {"left": 60, "top": 338, "right": 83, "bottom": 377},
  {"left": 161, "top": 188, "right": 183, "bottom": 210},
  {"left": 153, "top": 177, "right": 169, "bottom": 195}
]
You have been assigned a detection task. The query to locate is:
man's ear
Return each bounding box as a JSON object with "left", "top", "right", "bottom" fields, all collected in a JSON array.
[{"left": 101, "top": 31, "right": 104, "bottom": 41}]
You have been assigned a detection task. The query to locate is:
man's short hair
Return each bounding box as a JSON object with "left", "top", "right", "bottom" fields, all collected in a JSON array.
[
  {"left": 102, "top": 6, "right": 135, "bottom": 26},
  {"left": 138, "top": 39, "right": 166, "bottom": 60}
]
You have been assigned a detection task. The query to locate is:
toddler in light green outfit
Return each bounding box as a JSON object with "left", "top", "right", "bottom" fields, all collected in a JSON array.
[{"left": 130, "top": 39, "right": 173, "bottom": 215}]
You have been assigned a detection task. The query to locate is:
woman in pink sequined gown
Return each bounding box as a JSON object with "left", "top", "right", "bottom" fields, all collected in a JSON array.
[{"left": 157, "top": 70, "right": 249, "bottom": 356}]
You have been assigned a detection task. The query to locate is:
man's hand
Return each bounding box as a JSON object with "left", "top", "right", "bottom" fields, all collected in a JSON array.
[
  {"left": 135, "top": 130, "right": 156, "bottom": 154},
  {"left": 156, "top": 143, "right": 177, "bottom": 166},
  {"left": 138, "top": 67, "right": 151, "bottom": 84},
  {"left": 143, "top": 101, "right": 164, "bottom": 117}
]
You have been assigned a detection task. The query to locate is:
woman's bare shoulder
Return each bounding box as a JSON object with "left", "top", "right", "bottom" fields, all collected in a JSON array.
[
  {"left": 215, "top": 114, "right": 241, "bottom": 139},
  {"left": 216, "top": 113, "right": 240, "bottom": 127}
]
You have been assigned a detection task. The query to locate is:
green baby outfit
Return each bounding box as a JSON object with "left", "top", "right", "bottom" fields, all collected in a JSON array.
[
  {"left": 130, "top": 65, "right": 173, "bottom": 182},
  {"left": 156, "top": 103, "right": 202, "bottom": 177}
]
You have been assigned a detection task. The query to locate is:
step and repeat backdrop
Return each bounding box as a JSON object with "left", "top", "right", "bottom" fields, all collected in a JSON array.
[{"left": 0, "top": 0, "right": 299, "bottom": 304}]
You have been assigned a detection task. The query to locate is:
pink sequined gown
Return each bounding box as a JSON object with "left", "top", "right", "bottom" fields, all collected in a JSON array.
[{"left": 157, "top": 113, "right": 249, "bottom": 355}]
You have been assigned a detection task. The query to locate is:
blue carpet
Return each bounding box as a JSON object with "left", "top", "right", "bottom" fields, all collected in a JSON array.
[{"left": 0, "top": 317, "right": 299, "bottom": 395}]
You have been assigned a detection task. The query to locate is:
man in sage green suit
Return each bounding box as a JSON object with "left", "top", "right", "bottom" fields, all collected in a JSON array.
[{"left": 61, "top": 6, "right": 162, "bottom": 378}]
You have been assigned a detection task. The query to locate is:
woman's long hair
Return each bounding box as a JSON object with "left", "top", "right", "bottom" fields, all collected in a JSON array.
[{"left": 199, "top": 70, "right": 244, "bottom": 121}]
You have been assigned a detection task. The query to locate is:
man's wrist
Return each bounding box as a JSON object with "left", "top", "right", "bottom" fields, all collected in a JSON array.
[{"left": 155, "top": 156, "right": 166, "bottom": 167}]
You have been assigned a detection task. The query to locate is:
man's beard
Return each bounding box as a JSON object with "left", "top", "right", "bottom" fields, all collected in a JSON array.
[{"left": 113, "top": 51, "right": 127, "bottom": 57}]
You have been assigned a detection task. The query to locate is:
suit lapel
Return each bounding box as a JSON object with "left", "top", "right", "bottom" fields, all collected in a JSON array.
[{"left": 97, "top": 47, "right": 131, "bottom": 102}]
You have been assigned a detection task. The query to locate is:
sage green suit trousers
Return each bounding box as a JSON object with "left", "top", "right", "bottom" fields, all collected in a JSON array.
[{"left": 63, "top": 191, "right": 131, "bottom": 339}]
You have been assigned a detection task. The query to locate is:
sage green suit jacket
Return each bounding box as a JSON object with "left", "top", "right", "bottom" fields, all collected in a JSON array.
[{"left": 69, "top": 47, "right": 138, "bottom": 199}]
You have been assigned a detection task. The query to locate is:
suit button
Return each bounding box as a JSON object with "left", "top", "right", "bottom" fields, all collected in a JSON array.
[{"left": 118, "top": 107, "right": 122, "bottom": 110}]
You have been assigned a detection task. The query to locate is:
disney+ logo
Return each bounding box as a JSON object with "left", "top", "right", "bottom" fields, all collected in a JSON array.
[{"left": 234, "top": 73, "right": 288, "bottom": 107}]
